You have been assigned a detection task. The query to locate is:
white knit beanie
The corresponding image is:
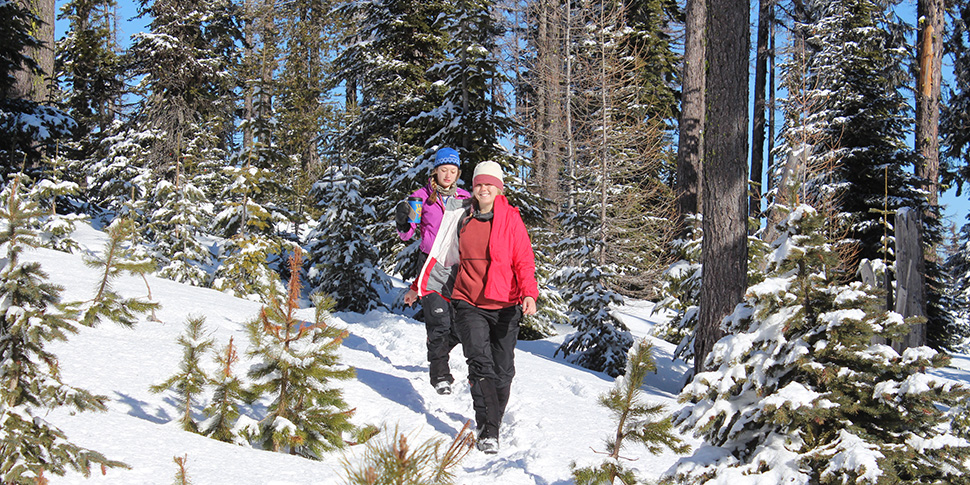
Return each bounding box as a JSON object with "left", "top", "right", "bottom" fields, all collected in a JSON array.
[{"left": 472, "top": 161, "right": 504, "bottom": 191}]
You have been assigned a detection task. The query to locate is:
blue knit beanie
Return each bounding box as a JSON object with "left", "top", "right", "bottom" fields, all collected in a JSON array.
[{"left": 434, "top": 147, "right": 461, "bottom": 168}]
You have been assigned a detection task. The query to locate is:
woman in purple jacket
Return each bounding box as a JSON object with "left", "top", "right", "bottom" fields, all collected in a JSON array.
[{"left": 396, "top": 147, "right": 471, "bottom": 395}]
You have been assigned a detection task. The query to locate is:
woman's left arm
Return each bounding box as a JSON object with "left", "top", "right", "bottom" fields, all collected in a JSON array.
[{"left": 510, "top": 214, "right": 540, "bottom": 303}]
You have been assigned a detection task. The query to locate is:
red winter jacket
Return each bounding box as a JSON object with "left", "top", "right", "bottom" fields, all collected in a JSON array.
[{"left": 414, "top": 195, "right": 539, "bottom": 306}]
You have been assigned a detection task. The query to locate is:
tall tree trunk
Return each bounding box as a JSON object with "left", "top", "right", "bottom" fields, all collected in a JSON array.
[
  {"left": 750, "top": 0, "right": 772, "bottom": 226},
  {"left": 915, "top": 0, "right": 943, "bottom": 209},
  {"left": 675, "top": 0, "right": 705, "bottom": 234},
  {"left": 696, "top": 0, "right": 749, "bottom": 375},
  {"left": 13, "top": 0, "right": 55, "bottom": 102}
]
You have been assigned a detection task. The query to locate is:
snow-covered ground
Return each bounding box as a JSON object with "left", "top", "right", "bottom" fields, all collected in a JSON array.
[{"left": 24, "top": 224, "right": 970, "bottom": 484}]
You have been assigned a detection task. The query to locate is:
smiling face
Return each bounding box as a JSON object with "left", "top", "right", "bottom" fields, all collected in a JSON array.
[
  {"left": 473, "top": 182, "right": 501, "bottom": 212},
  {"left": 434, "top": 165, "right": 460, "bottom": 189}
]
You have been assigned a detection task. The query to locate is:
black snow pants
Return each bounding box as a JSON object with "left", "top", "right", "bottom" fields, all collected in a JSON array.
[
  {"left": 421, "top": 291, "right": 461, "bottom": 386},
  {"left": 454, "top": 299, "right": 521, "bottom": 440}
]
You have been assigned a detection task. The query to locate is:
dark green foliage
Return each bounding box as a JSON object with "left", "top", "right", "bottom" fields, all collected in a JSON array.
[
  {"left": 244, "top": 249, "right": 357, "bottom": 458},
  {"left": 571, "top": 339, "right": 688, "bottom": 485},
  {"left": 0, "top": 178, "right": 127, "bottom": 483},
  {"left": 81, "top": 217, "right": 160, "bottom": 327},
  {"left": 150, "top": 316, "right": 214, "bottom": 433}
]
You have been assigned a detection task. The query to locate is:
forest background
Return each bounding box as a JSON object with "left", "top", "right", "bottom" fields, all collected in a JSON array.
[
  {"left": 6, "top": 0, "right": 970, "bottom": 481},
  {"left": 4, "top": 0, "right": 970, "bottom": 384}
]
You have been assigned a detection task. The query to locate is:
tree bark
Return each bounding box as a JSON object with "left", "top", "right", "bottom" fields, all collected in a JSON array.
[
  {"left": 893, "top": 208, "right": 926, "bottom": 351},
  {"left": 915, "top": 0, "right": 944, "bottom": 209},
  {"left": 675, "top": 0, "right": 706, "bottom": 234},
  {"left": 695, "top": 0, "right": 749, "bottom": 375},
  {"left": 13, "top": 0, "right": 55, "bottom": 102}
]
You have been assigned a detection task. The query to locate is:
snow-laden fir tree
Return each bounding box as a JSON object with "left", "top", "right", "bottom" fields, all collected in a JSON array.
[
  {"left": 0, "top": 178, "right": 127, "bottom": 482},
  {"left": 306, "top": 162, "right": 390, "bottom": 313},
  {"left": 244, "top": 249, "right": 356, "bottom": 458},
  {"left": 150, "top": 177, "right": 214, "bottom": 286},
  {"left": 571, "top": 339, "right": 688, "bottom": 485},
  {"left": 78, "top": 217, "right": 159, "bottom": 327},
  {"left": 201, "top": 336, "right": 247, "bottom": 443},
  {"left": 553, "top": 199, "right": 632, "bottom": 378},
  {"left": 211, "top": 91, "right": 291, "bottom": 302},
  {"left": 653, "top": 217, "right": 771, "bottom": 371},
  {"left": 945, "top": 220, "right": 970, "bottom": 349},
  {"left": 150, "top": 315, "right": 214, "bottom": 433},
  {"left": 26, "top": 155, "right": 88, "bottom": 253},
  {"left": 332, "top": 0, "right": 451, "bottom": 279},
  {"left": 664, "top": 203, "right": 970, "bottom": 484}
]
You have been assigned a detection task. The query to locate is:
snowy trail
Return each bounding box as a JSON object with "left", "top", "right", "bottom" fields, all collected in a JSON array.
[{"left": 28, "top": 225, "right": 695, "bottom": 484}]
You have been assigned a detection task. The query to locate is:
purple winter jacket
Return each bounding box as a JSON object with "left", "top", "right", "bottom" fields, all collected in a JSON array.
[{"left": 398, "top": 181, "right": 471, "bottom": 254}]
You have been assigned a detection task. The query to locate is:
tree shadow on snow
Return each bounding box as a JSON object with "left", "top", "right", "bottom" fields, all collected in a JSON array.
[
  {"left": 354, "top": 368, "right": 461, "bottom": 436},
  {"left": 342, "top": 332, "right": 392, "bottom": 364},
  {"left": 113, "top": 392, "right": 171, "bottom": 424}
]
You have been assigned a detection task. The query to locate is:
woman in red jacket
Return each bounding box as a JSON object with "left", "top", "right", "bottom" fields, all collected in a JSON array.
[
  {"left": 451, "top": 161, "right": 538, "bottom": 454},
  {"left": 405, "top": 160, "right": 538, "bottom": 454}
]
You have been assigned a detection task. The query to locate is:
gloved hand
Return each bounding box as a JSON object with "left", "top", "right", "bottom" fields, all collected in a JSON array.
[{"left": 395, "top": 201, "right": 411, "bottom": 232}]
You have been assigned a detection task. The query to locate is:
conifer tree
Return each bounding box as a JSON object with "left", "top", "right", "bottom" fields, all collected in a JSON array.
[
  {"left": 201, "top": 336, "right": 247, "bottom": 443},
  {"left": 553, "top": 199, "right": 632, "bottom": 377},
  {"left": 572, "top": 339, "right": 688, "bottom": 484},
  {"left": 212, "top": 92, "right": 290, "bottom": 301},
  {"left": 665, "top": 203, "right": 970, "bottom": 483},
  {"left": 150, "top": 178, "right": 214, "bottom": 286},
  {"left": 332, "top": 0, "right": 451, "bottom": 278},
  {"left": 150, "top": 316, "right": 214, "bottom": 433},
  {"left": 80, "top": 217, "right": 159, "bottom": 327},
  {"left": 0, "top": 177, "right": 126, "bottom": 482},
  {"left": 306, "top": 162, "right": 391, "bottom": 313},
  {"left": 27, "top": 154, "right": 88, "bottom": 253},
  {"left": 244, "top": 249, "right": 357, "bottom": 458},
  {"left": 55, "top": 0, "right": 125, "bottom": 176},
  {"left": 342, "top": 423, "right": 475, "bottom": 485}
]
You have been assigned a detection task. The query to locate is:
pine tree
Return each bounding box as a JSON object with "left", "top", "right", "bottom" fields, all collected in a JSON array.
[
  {"left": 244, "top": 249, "right": 356, "bottom": 458},
  {"left": 150, "top": 316, "right": 214, "bottom": 433},
  {"left": 332, "top": 0, "right": 452, "bottom": 276},
  {"left": 665, "top": 203, "right": 970, "bottom": 483},
  {"left": 54, "top": 0, "right": 125, "bottom": 174},
  {"left": 150, "top": 177, "right": 214, "bottom": 286},
  {"left": 201, "top": 336, "right": 247, "bottom": 443},
  {"left": 571, "top": 339, "right": 688, "bottom": 485},
  {"left": 341, "top": 422, "right": 475, "bottom": 485},
  {"left": 306, "top": 162, "right": 391, "bottom": 313},
  {"left": 80, "top": 217, "right": 160, "bottom": 327},
  {"left": 553, "top": 200, "right": 632, "bottom": 378},
  {"left": 0, "top": 177, "right": 127, "bottom": 482},
  {"left": 27, "top": 153, "right": 88, "bottom": 253}
]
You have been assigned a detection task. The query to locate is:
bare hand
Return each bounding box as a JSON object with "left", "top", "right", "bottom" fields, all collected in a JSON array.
[
  {"left": 522, "top": 296, "right": 537, "bottom": 316},
  {"left": 404, "top": 289, "right": 419, "bottom": 307}
]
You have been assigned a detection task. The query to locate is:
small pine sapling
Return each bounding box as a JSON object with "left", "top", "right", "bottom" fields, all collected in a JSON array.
[
  {"left": 243, "top": 248, "right": 357, "bottom": 458},
  {"left": 172, "top": 454, "right": 191, "bottom": 485},
  {"left": 571, "top": 339, "right": 688, "bottom": 485},
  {"left": 342, "top": 421, "right": 476, "bottom": 485},
  {"left": 80, "top": 217, "right": 160, "bottom": 327},
  {"left": 0, "top": 177, "right": 128, "bottom": 482},
  {"left": 150, "top": 316, "right": 214, "bottom": 432},
  {"left": 201, "top": 337, "right": 247, "bottom": 443}
]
